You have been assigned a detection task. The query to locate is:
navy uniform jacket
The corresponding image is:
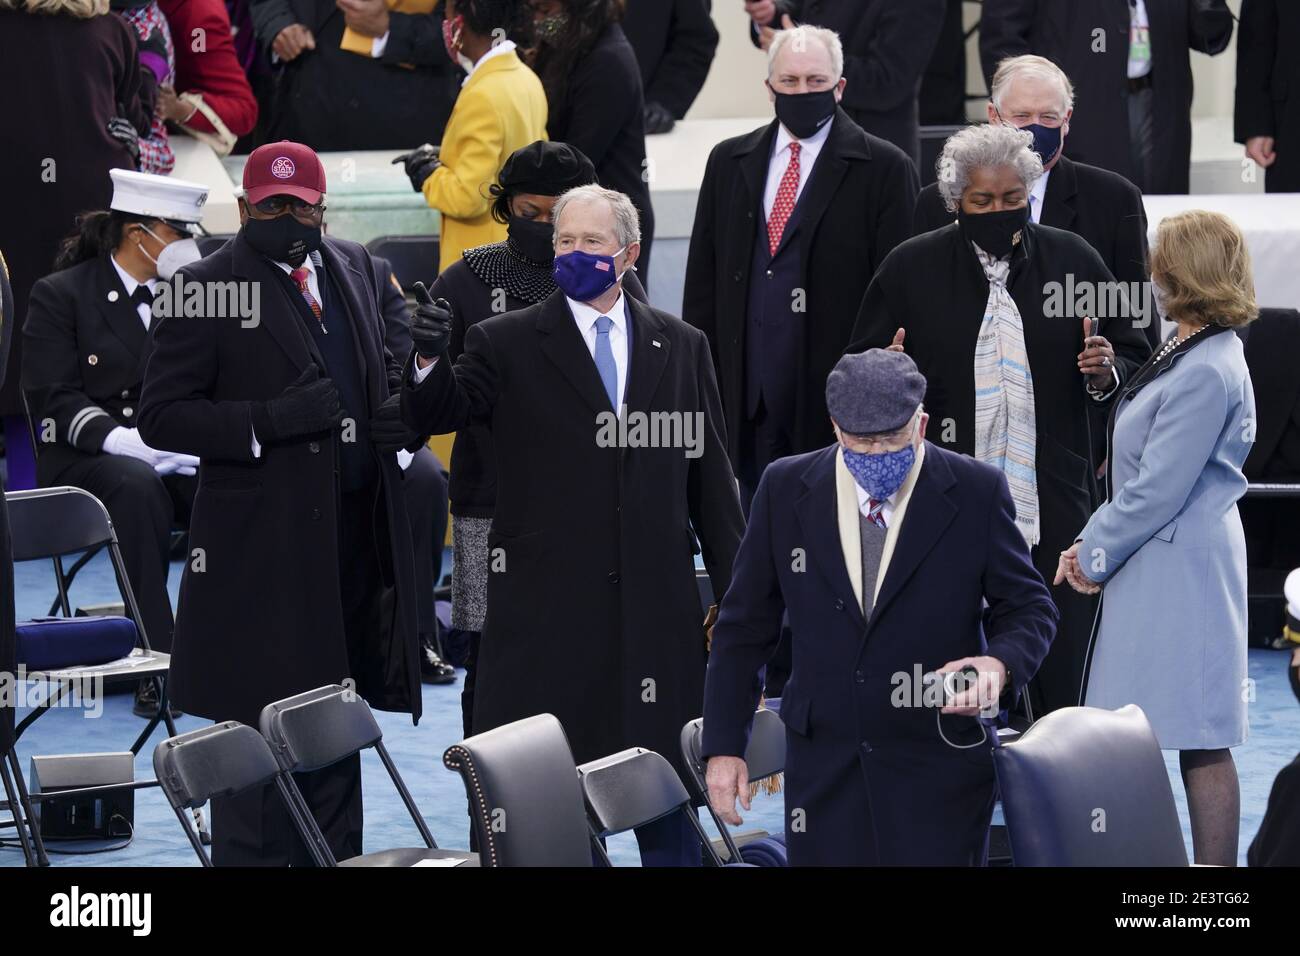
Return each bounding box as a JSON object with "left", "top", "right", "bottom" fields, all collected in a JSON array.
[
  {"left": 702, "top": 441, "right": 1058, "bottom": 866},
  {"left": 22, "top": 256, "right": 155, "bottom": 481}
]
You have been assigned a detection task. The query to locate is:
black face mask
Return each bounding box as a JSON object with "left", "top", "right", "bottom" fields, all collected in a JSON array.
[
  {"left": 243, "top": 213, "right": 322, "bottom": 267},
  {"left": 957, "top": 205, "right": 1029, "bottom": 260},
  {"left": 771, "top": 88, "right": 837, "bottom": 140},
  {"left": 507, "top": 216, "right": 555, "bottom": 264}
]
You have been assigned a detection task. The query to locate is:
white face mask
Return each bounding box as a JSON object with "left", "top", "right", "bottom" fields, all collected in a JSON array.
[{"left": 141, "top": 226, "right": 202, "bottom": 280}]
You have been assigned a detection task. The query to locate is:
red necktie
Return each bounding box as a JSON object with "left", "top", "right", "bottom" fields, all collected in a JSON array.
[
  {"left": 290, "top": 266, "right": 325, "bottom": 332},
  {"left": 867, "top": 498, "right": 887, "bottom": 530},
  {"left": 767, "top": 141, "right": 802, "bottom": 256}
]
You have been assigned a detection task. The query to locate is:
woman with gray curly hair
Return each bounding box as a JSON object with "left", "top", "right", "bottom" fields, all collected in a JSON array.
[{"left": 848, "top": 122, "right": 1151, "bottom": 720}]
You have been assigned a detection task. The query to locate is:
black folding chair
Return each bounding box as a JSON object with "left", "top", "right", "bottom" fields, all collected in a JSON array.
[
  {"left": 443, "top": 713, "right": 593, "bottom": 867},
  {"left": 577, "top": 747, "right": 742, "bottom": 867},
  {"left": 680, "top": 708, "right": 787, "bottom": 864},
  {"left": 259, "top": 685, "right": 475, "bottom": 867},
  {"left": 994, "top": 704, "right": 1188, "bottom": 866},
  {"left": 154, "top": 722, "right": 309, "bottom": 866},
  {"left": 366, "top": 235, "right": 440, "bottom": 291},
  {"left": 18, "top": 392, "right": 185, "bottom": 615},
  {"left": 18, "top": 393, "right": 106, "bottom": 614},
  {"left": 2, "top": 486, "right": 186, "bottom": 866}
]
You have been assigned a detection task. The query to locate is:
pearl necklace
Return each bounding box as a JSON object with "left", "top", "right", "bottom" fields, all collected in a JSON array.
[{"left": 1154, "top": 323, "right": 1210, "bottom": 363}]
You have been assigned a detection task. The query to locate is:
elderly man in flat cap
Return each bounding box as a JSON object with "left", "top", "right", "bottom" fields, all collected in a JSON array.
[{"left": 701, "top": 348, "right": 1058, "bottom": 866}]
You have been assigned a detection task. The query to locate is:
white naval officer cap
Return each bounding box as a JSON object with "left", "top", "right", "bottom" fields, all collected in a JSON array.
[
  {"left": 109, "top": 169, "right": 209, "bottom": 232},
  {"left": 1285, "top": 568, "right": 1300, "bottom": 642}
]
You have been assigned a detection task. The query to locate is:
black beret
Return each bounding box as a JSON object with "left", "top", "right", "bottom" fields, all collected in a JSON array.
[{"left": 498, "top": 141, "right": 598, "bottom": 197}]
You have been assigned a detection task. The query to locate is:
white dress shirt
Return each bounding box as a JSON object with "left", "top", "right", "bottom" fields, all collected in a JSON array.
[
  {"left": 109, "top": 255, "right": 158, "bottom": 330},
  {"left": 1028, "top": 168, "right": 1050, "bottom": 224},
  {"left": 274, "top": 252, "right": 321, "bottom": 305},
  {"left": 762, "top": 118, "right": 833, "bottom": 223},
  {"left": 1127, "top": 0, "right": 1153, "bottom": 79},
  {"left": 854, "top": 480, "right": 899, "bottom": 528},
  {"left": 459, "top": 39, "right": 516, "bottom": 84},
  {"left": 568, "top": 291, "right": 630, "bottom": 408}
]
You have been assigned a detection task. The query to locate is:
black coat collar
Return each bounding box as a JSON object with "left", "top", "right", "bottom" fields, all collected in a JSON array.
[
  {"left": 734, "top": 109, "right": 871, "bottom": 254},
  {"left": 94, "top": 254, "right": 149, "bottom": 360},
  {"left": 1041, "top": 155, "right": 1078, "bottom": 231},
  {"left": 536, "top": 289, "right": 672, "bottom": 424}
]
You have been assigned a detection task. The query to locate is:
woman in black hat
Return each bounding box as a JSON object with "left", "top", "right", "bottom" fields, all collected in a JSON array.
[{"left": 428, "top": 140, "right": 646, "bottom": 736}]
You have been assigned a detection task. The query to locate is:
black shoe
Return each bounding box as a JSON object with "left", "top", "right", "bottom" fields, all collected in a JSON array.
[
  {"left": 420, "top": 635, "right": 457, "bottom": 685},
  {"left": 133, "top": 679, "right": 183, "bottom": 719}
]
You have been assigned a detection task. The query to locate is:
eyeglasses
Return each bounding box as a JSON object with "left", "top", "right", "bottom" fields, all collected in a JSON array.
[
  {"left": 253, "top": 196, "right": 327, "bottom": 220},
  {"left": 843, "top": 415, "right": 920, "bottom": 453}
]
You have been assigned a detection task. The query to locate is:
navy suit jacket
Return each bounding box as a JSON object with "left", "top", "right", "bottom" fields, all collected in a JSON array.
[{"left": 702, "top": 441, "right": 1058, "bottom": 865}]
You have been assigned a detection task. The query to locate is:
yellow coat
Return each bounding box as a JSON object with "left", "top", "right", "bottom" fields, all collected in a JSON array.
[{"left": 422, "top": 50, "right": 548, "bottom": 274}]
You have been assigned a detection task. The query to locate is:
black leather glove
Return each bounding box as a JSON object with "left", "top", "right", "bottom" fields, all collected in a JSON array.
[
  {"left": 409, "top": 281, "right": 453, "bottom": 359},
  {"left": 250, "top": 365, "right": 344, "bottom": 444},
  {"left": 392, "top": 143, "right": 441, "bottom": 193},
  {"left": 369, "top": 394, "right": 421, "bottom": 453},
  {"left": 107, "top": 112, "right": 141, "bottom": 165},
  {"left": 643, "top": 100, "right": 676, "bottom": 135}
]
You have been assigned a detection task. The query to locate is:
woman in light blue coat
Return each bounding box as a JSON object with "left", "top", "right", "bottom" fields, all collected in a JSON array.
[{"left": 1056, "top": 210, "right": 1257, "bottom": 866}]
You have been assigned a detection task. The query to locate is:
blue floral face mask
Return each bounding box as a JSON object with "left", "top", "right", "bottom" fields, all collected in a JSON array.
[{"left": 842, "top": 445, "right": 916, "bottom": 501}]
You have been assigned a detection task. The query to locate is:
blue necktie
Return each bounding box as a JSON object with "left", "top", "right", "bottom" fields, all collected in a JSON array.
[{"left": 594, "top": 315, "right": 618, "bottom": 410}]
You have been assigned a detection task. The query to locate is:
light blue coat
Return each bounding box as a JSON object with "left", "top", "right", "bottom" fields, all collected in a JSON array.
[{"left": 1078, "top": 328, "right": 1254, "bottom": 751}]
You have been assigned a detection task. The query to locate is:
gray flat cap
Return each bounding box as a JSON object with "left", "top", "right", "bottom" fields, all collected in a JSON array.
[{"left": 826, "top": 349, "right": 927, "bottom": 435}]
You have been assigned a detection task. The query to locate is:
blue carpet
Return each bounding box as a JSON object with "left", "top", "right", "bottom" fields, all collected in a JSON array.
[{"left": 2, "top": 550, "right": 1295, "bottom": 866}]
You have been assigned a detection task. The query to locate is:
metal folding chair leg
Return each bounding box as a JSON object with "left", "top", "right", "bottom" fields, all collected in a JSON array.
[
  {"left": 6, "top": 750, "right": 49, "bottom": 866},
  {"left": 0, "top": 754, "right": 36, "bottom": 867}
]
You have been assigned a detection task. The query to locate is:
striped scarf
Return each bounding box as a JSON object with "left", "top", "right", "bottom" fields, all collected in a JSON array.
[{"left": 972, "top": 246, "right": 1039, "bottom": 547}]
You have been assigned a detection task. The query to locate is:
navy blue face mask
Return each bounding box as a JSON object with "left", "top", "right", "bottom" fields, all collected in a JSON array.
[
  {"left": 997, "top": 110, "right": 1063, "bottom": 165},
  {"left": 1021, "top": 123, "right": 1062, "bottom": 165},
  {"left": 553, "top": 247, "right": 625, "bottom": 302}
]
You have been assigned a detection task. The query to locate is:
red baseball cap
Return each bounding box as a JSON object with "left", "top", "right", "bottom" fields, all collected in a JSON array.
[{"left": 243, "top": 141, "right": 326, "bottom": 205}]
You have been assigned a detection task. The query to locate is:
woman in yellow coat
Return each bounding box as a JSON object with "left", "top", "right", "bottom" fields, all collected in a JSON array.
[{"left": 394, "top": 0, "right": 548, "bottom": 274}]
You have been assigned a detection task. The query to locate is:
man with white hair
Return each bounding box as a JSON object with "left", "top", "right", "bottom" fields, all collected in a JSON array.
[
  {"left": 914, "top": 54, "right": 1155, "bottom": 349},
  {"left": 685, "top": 22, "right": 916, "bottom": 697},
  {"left": 685, "top": 25, "right": 916, "bottom": 506},
  {"left": 979, "top": 0, "right": 1233, "bottom": 194},
  {"left": 743, "top": 0, "right": 946, "bottom": 166},
  {"left": 401, "top": 183, "right": 744, "bottom": 867}
]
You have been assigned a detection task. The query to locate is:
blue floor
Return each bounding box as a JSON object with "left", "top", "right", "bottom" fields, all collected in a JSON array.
[{"left": 3, "top": 550, "right": 1296, "bottom": 866}]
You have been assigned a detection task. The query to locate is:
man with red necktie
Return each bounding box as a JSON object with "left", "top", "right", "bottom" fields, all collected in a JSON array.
[
  {"left": 684, "top": 23, "right": 917, "bottom": 516},
  {"left": 139, "top": 141, "right": 428, "bottom": 865},
  {"left": 684, "top": 22, "right": 917, "bottom": 696}
]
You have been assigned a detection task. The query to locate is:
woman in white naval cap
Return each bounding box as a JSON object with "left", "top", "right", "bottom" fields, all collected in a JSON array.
[{"left": 21, "top": 168, "right": 209, "bottom": 719}]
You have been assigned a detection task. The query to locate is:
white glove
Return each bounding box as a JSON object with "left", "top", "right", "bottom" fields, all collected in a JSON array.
[
  {"left": 154, "top": 452, "right": 200, "bottom": 477},
  {"left": 102, "top": 427, "right": 199, "bottom": 475}
]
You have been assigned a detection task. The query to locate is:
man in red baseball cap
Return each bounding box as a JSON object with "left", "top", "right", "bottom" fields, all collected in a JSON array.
[
  {"left": 239, "top": 141, "right": 328, "bottom": 267},
  {"left": 139, "top": 140, "right": 431, "bottom": 865}
]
